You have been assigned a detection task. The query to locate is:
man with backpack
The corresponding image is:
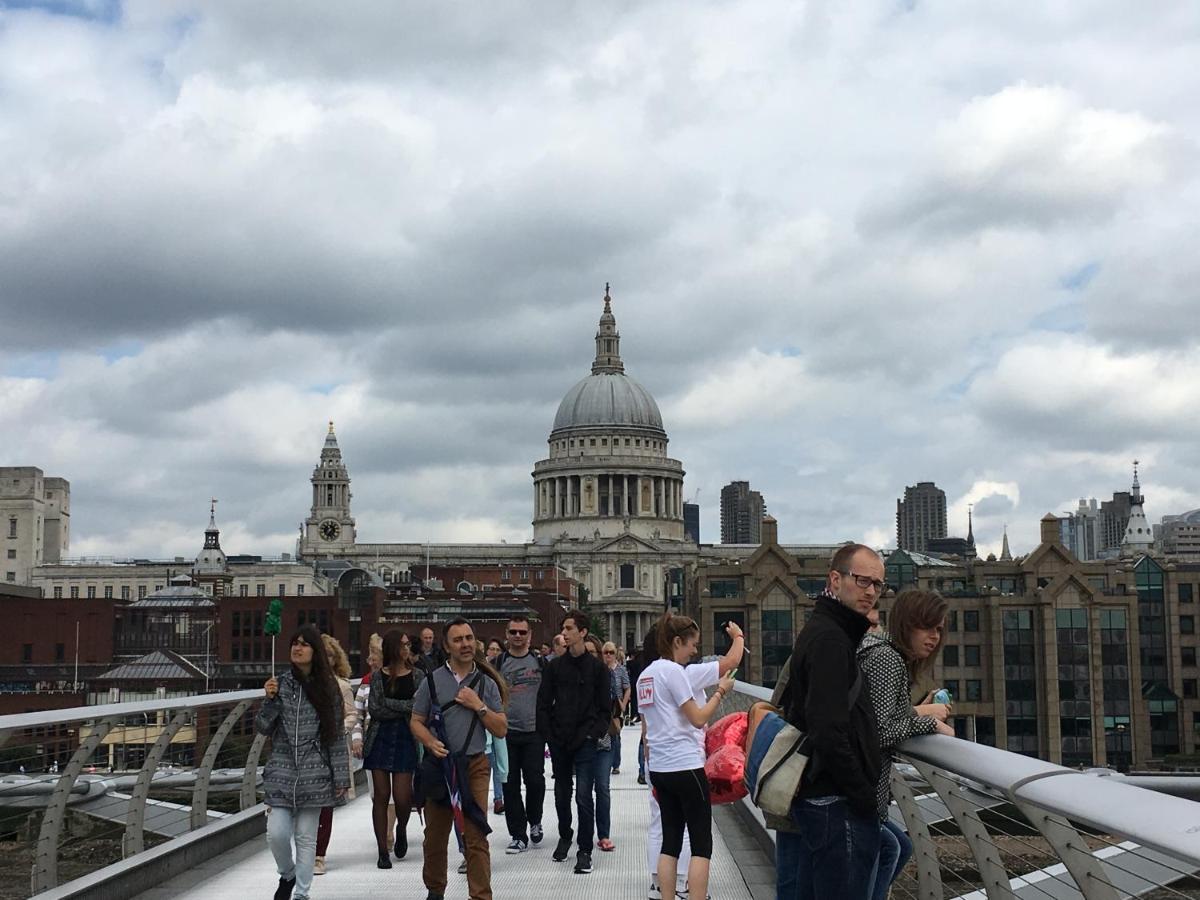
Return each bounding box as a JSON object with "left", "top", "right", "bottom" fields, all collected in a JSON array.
[
  {"left": 410, "top": 618, "right": 508, "bottom": 900},
  {"left": 778, "top": 543, "right": 884, "bottom": 899},
  {"left": 497, "top": 613, "right": 546, "bottom": 854}
]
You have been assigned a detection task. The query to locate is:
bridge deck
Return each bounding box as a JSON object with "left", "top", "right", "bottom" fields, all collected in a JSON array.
[{"left": 133, "top": 728, "right": 759, "bottom": 900}]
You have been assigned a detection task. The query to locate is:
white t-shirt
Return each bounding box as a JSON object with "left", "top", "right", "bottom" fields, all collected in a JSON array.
[{"left": 638, "top": 658, "right": 720, "bottom": 773}]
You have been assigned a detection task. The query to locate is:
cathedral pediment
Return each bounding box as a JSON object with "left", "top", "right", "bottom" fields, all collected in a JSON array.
[{"left": 591, "top": 532, "right": 663, "bottom": 554}]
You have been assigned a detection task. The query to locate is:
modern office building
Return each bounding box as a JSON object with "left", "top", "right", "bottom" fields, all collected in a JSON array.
[
  {"left": 720, "top": 480, "right": 765, "bottom": 544},
  {"left": 896, "top": 481, "right": 947, "bottom": 553}
]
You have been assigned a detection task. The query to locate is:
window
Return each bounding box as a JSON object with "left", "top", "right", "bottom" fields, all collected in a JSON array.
[
  {"left": 70, "top": 586, "right": 78, "bottom": 599},
  {"left": 601, "top": 438, "right": 607, "bottom": 446},
  {"left": 239, "top": 584, "right": 248, "bottom": 597},
  {"left": 138, "top": 585, "right": 147, "bottom": 599},
  {"left": 256, "top": 584, "right": 266, "bottom": 596},
  {"left": 589, "top": 439, "right": 595, "bottom": 446},
  {"left": 296, "top": 584, "right": 304, "bottom": 596},
  {"left": 943, "top": 645, "right": 959, "bottom": 667},
  {"left": 1183, "top": 616, "right": 1195, "bottom": 635},
  {"left": 53, "top": 587, "right": 62, "bottom": 599},
  {"left": 965, "top": 679, "right": 983, "bottom": 701},
  {"left": 22, "top": 643, "right": 32, "bottom": 663},
  {"left": 5, "top": 549, "right": 14, "bottom": 559},
  {"left": 1184, "top": 647, "right": 1197, "bottom": 667},
  {"left": 521, "top": 569, "right": 528, "bottom": 581},
  {"left": 710, "top": 578, "right": 742, "bottom": 598},
  {"left": 8, "top": 518, "right": 16, "bottom": 538},
  {"left": 964, "top": 610, "right": 980, "bottom": 632},
  {"left": 1185, "top": 679, "right": 1198, "bottom": 699},
  {"left": 947, "top": 610, "right": 958, "bottom": 632},
  {"left": 86, "top": 586, "right": 96, "bottom": 599},
  {"left": 1182, "top": 584, "right": 1194, "bottom": 604},
  {"left": 121, "top": 586, "right": 130, "bottom": 600},
  {"left": 55, "top": 643, "right": 64, "bottom": 663},
  {"left": 278, "top": 583, "right": 286, "bottom": 598},
  {"left": 103, "top": 586, "right": 113, "bottom": 599},
  {"left": 620, "top": 564, "right": 635, "bottom": 590},
  {"left": 5, "top": 572, "right": 13, "bottom": 582},
  {"left": 964, "top": 645, "right": 981, "bottom": 667}
]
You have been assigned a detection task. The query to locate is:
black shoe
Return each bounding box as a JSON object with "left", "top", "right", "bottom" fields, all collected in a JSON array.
[
  {"left": 425, "top": 894, "right": 444, "bottom": 900},
  {"left": 552, "top": 830, "right": 573, "bottom": 862},
  {"left": 395, "top": 827, "right": 407, "bottom": 859},
  {"left": 377, "top": 850, "right": 393, "bottom": 869},
  {"left": 574, "top": 850, "right": 593, "bottom": 874},
  {"left": 637, "top": 774, "right": 647, "bottom": 785},
  {"left": 273, "top": 877, "right": 296, "bottom": 900}
]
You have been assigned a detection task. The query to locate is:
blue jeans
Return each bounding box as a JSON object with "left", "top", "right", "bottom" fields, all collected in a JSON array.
[
  {"left": 592, "top": 742, "right": 613, "bottom": 839},
  {"left": 778, "top": 797, "right": 880, "bottom": 900},
  {"left": 267, "top": 806, "right": 321, "bottom": 899},
  {"left": 871, "top": 819, "right": 913, "bottom": 900},
  {"left": 611, "top": 731, "right": 622, "bottom": 770},
  {"left": 638, "top": 737, "right": 647, "bottom": 779},
  {"left": 552, "top": 739, "right": 598, "bottom": 851},
  {"left": 486, "top": 747, "right": 504, "bottom": 803}
]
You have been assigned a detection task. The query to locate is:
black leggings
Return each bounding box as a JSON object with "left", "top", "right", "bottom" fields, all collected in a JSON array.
[{"left": 650, "top": 768, "right": 712, "bottom": 859}]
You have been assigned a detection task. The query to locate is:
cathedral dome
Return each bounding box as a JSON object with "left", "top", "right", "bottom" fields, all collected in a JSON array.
[{"left": 552, "top": 372, "right": 664, "bottom": 435}]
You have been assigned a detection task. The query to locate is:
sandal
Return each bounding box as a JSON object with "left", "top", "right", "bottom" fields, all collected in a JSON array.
[{"left": 597, "top": 838, "right": 616, "bottom": 852}]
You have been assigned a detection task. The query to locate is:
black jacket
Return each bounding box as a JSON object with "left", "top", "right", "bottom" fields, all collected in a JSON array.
[
  {"left": 784, "top": 596, "right": 881, "bottom": 816},
  {"left": 536, "top": 649, "right": 611, "bottom": 753}
]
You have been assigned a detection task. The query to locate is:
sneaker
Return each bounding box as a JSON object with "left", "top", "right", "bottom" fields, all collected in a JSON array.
[
  {"left": 611, "top": 767, "right": 620, "bottom": 775},
  {"left": 530, "top": 823, "right": 544, "bottom": 844},
  {"left": 458, "top": 858, "right": 468, "bottom": 874},
  {"left": 574, "top": 850, "right": 593, "bottom": 874},
  {"left": 506, "top": 838, "right": 528, "bottom": 854},
  {"left": 637, "top": 774, "right": 647, "bottom": 785},
  {"left": 313, "top": 856, "right": 326, "bottom": 876},
  {"left": 273, "top": 877, "right": 296, "bottom": 900},
  {"left": 677, "top": 888, "right": 712, "bottom": 900},
  {"left": 552, "top": 830, "right": 573, "bottom": 862},
  {"left": 648, "top": 883, "right": 663, "bottom": 900}
]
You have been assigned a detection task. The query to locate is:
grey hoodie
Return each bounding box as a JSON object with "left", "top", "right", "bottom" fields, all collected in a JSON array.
[{"left": 255, "top": 669, "right": 352, "bottom": 809}]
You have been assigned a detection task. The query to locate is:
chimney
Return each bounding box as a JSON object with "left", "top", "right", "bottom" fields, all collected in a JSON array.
[
  {"left": 1040, "top": 513, "right": 1060, "bottom": 545},
  {"left": 761, "top": 515, "right": 778, "bottom": 546}
]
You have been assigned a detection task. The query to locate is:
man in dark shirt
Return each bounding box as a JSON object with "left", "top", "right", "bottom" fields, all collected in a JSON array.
[
  {"left": 498, "top": 613, "right": 547, "bottom": 853},
  {"left": 778, "top": 543, "right": 884, "bottom": 900},
  {"left": 536, "top": 610, "right": 610, "bottom": 876}
]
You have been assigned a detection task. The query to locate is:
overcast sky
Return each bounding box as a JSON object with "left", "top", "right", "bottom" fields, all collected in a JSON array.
[{"left": 3, "top": 0, "right": 1199, "bottom": 562}]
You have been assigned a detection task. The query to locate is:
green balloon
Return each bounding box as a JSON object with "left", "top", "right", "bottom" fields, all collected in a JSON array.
[{"left": 264, "top": 598, "right": 285, "bottom": 636}]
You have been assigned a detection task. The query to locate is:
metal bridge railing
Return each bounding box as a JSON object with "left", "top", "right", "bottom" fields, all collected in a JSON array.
[
  {"left": 0, "top": 687, "right": 280, "bottom": 897},
  {"left": 721, "top": 681, "right": 1200, "bottom": 899}
]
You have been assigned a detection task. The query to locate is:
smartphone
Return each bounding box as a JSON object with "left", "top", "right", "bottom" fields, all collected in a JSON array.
[{"left": 728, "top": 668, "right": 738, "bottom": 680}]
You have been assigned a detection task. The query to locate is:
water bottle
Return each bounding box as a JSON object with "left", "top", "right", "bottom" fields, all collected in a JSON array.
[{"left": 932, "top": 688, "right": 952, "bottom": 705}]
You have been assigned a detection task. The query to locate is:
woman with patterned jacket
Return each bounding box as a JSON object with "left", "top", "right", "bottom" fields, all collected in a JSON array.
[
  {"left": 256, "top": 625, "right": 351, "bottom": 900},
  {"left": 313, "top": 634, "right": 358, "bottom": 876},
  {"left": 857, "top": 590, "right": 955, "bottom": 900}
]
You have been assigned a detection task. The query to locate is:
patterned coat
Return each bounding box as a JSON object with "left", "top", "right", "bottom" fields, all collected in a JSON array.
[
  {"left": 255, "top": 670, "right": 352, "bottom": 809},
  {"left": 857, "top": 632, "right": 939, "bottom": 820}
]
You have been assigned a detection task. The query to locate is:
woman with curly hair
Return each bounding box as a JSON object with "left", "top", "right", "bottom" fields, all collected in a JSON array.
[
  {"left": 256, "top": 625, "right": 350, "bottom": 900},
  {"left": 313, "top": 634, "right": 357, "bottom": 876}
]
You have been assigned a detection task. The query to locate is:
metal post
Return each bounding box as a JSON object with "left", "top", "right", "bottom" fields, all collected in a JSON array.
[
  {"left": 910, "top": 759, "right": 1017, "bottom": 900},
  {"left": 889, "top": 765, "right": 943, "bottom": 900},
  {"left": 1013, "top": 800, "right": 1121, "bottom": 900},
  {"left": 33, "top": 716, "right": 118, "bottom": 894},
  {"left": 241, "top": 733, "right": 270, "bottom": 810},
  {"left": 190, "top": 700, "right": 253, "bottom": 829},
  {"left": 124, "top": 709, "right": 190, "bottom": 857}
]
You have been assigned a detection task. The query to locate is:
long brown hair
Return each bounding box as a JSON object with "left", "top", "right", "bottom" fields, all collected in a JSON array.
[
  {"left": 472, "top": 647, "right": 510, "bottom": 707},
  {"left": 888, "top": 589, "right": 949, "bottom": 683},
  {"left": 655, "top": 612, "right": 699, "bottom": 662},
  {"left": 290, "top": 625, "right": 340, "bottom": 746}
]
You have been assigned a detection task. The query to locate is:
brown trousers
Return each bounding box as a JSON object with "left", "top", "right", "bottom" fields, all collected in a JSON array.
[{"left": 423, "top": 752, "right": 492, "bottom": 900}]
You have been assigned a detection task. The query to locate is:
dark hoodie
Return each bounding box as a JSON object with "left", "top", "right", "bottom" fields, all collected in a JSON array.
[
  {"left": 784, "top": 594, "right": 881, "bottom": 817},
  {"left": 536, "top": 647, "right": 610, "bottom": 753}
]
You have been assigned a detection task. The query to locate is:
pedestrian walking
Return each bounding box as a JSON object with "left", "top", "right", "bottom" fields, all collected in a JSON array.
[
  {"left": 314, "top": 634, "right": 357, "bottom": 876},
  {"left": 858, "top": 590, "right": 954, "bottom": 900},
  {"left": 536, "top": 610, "right": 611, "bottom": 875},
  {"left": 410, "top": 617, "right": 509, "bottom": 900},
  {"left": 775, "top": 543, "right": 884, "bottom": 900},
  {"left": 362, "top": 629, "right": 420, "bottom": 868},
  {"left": 638, "top": 614, "right": 736, "bottom": 900},
  {"left": 256, "top": 625, "right": 350, "bottom": 900},
  {"left": 417, "top": 625, "right": 447, "bottom": 673},
  {"left": 604, "top": 641, "right": 631, "bottom": 775},
  {"left": 584, "top": 635, "right": 615, "bottom": 853},
  {"left": 498, "top": 613, "right": 547, "bottom": 854}
]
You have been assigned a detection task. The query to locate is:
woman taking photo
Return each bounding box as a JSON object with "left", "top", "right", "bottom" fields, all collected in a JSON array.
[
  {"left": 858, "top": 590, "right": 954, "bottom": 900},
  {"left": 362, "top": 629, "right": 420, "bottom": 868},
  {"left": 256, "top": 625, "right": 350, "bottom": 900},
  {"left": 638, "top": 613, "right": 735, "bottom": 900},
  {"left": 313, "top": 634, "right": 357, "bottom": 876}
]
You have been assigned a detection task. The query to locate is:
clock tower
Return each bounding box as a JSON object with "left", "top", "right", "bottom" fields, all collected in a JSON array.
[{"left": 300, "top": 421, "right": 356, "bottom": 557}]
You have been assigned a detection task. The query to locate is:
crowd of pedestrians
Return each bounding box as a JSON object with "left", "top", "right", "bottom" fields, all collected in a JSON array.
[{"left": 256, "top": 543, "right": 957, "bottom": 900}]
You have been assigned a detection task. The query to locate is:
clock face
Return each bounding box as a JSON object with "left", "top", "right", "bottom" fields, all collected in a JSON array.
[{"left": 319, "top": 520, "right": 341, "bottom": 541}]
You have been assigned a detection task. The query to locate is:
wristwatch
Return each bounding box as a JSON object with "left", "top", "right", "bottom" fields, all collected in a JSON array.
[{"left": 477, "top": 705, "right": 488, "bottom": 718}]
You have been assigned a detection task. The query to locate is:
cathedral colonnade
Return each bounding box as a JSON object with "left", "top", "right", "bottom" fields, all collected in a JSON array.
[{"left": 534, "top": 473, "right": 684, "bottom": 521}]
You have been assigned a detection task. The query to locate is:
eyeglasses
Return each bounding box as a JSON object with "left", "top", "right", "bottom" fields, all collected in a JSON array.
[
  {"left": 838, "top": 570, "right": 887, "bottom": 592},
  {"left": 508, "top": 629, "right": 528, "bottom": 636},
  {"left": 603, "top": 650, "right": 615, "bottom": 655}
]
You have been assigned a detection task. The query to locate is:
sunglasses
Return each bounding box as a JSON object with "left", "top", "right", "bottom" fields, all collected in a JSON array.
[
  {"left": 508, "top": 629, "right": 529, "bottom": 635},
  {"left": 603, "top": 650, "right": 615, "bottom": 655}
]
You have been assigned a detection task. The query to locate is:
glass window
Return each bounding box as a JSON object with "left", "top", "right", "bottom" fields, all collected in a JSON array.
[
  {"left": 964, "top": 645, "right": 981, "bottom": 667},
  {"left": 620, "top": 564, "right": 636, "bottom": 589},
  {"left": 1182, "top": 616, "right": 1195, "bottom": 635},
  {"left": 86, "top": 586, "right": 96, "bottom": 599},
  {"left": 53, "top": 586, "right": 62, "bottom": 599},
  {"left": 70, "top": 586, "right": 79, "bottom": 599},
  {"left": 710, "top": 578, "right": 741, "bottom": 598},
  {"left": 296, "top": 584, "right": 304, "bottom": 596},
  {"left": 1183, "top": 647, "right": 1196, "bottom": 667},
  {"left": 104, "top": 585, "right": 113, "bottom": 599},
  {"left": 1185, "top": 679, "right": 1198, "bottom": 699},
  {"left": 239, "top": 584, "right": 248, "bottom": 597},
  {"left": 947, "top": 611, "right": 958, "bottom": 632},
  {"left": 966, "top": 679, "right": 983, "bottom": 701},
  {"left": 256, "top": 584, "right": 266, "bottom": 596},
  {"left": 942, "top": 645, "right": 959, "bottom": 667},
  {"left": 963, "top": 610, "right": 980, "bottom": 632},
  {"left": 1181, "top": 584, "right": 1194, "bottom": 603}
]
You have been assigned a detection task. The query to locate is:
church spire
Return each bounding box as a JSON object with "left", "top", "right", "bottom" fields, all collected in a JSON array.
[
  {"left": 1000, "top": 524, "right": 1012, "bottom": 561},
  {"left": 1122, "top": 459, "right": 1153, "bottom": 555},
  {"left": 204, "top": 498, "right": 221, "bottom": 550},
  {"left": 592, "top": 283, "right": 625, "bottom": 375}
]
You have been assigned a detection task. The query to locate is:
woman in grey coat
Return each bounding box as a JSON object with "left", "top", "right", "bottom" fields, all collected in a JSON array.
[{"left": 256, "top": 625, "right": 351, "bottom": 900}]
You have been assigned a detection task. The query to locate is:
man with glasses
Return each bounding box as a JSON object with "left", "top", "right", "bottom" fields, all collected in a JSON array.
[
  {"left": 776, "top": 543, "right": 885, "bottom": 900},
  {"left": 497, "top": 614, "right": 547, "bottom": 853}
]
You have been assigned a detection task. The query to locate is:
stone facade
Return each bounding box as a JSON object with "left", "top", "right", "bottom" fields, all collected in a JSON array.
[{"left": 0, "top": 467, "right": 69, "bottom": 585}]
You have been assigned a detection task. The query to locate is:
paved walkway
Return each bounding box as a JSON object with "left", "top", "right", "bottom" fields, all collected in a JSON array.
[{"left": 134, "top": 727, "right": 756, "bottom": 900}]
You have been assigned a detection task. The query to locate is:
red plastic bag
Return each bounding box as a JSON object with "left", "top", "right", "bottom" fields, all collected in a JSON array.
[
  {"left": 705, "top": 711, "right": 749, "bottom": 756},
  {"left": 706, "top": 744, "right": 747, "bottom": 805}
]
